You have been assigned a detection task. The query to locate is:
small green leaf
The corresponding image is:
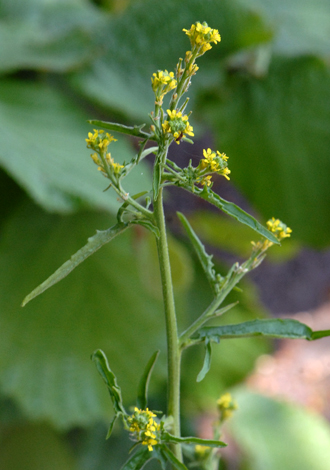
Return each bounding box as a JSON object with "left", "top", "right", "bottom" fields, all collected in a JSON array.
[
  {"left": 91, "top": 349, "right": 126, "bottom": 416},
  {"left": 22, "top": 223, "right": 129, "bottom": 306},
  {"left": 196, "top": 341, "right": 212, "bottom": 383},
  {"left": 195, "top": 318, "right": 330, "bottom": 342},
  {"left": 131, "top": 220, "right": 160, "bottom": 239},
  {"left": 163, "top": 432, "right": 227, "bottom": 448},
  {"left": 88, "top": 120, "right": 151, "bottom": 140},
  {"left": 177, "top": 212, "right": 218, "bottom": 294},
  {"left": 160, "top": 445, "right": 188, "bottom": 470},
  {"left": 198, "top": 189, "right": 279, "bottom": 245},
  {"left": 120, "top": 447, "right": 152, "bottom": 470},
  {"left": 136, "top": 350, "right": 160, "bottom": 410},
  {"left": 106, "top": 415, "right": 118, "bottom": 440}
]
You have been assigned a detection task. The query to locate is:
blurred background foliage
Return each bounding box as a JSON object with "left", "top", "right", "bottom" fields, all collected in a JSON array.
[{"left": 1, "top": 0, "right": 330, "bottom": 468}]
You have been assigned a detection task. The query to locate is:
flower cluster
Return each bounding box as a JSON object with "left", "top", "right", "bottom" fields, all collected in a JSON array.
[
  {"left": 151, "top": 70, "right": 177, "bottom": 105},
  {"left": 267, "top": 217, "right": 292, "bottom": 241},
  {"left": 197, "top": 148, "right": 231, "bottom": 186},
  {"left": 217, "top": 393, "right": 238, "bottom": 421},
  {"left": 183, "top": 22, "right": 221, "bottom": 56},
  {"left": 86, "top": 130, "right": 123, "bottom": 176},
  {"left": 127, "top": 408, "right": 160, "bottom": 452},
  {"left": 252, "top": 217, "right": 292, "bottom": 252},
  {"left": 162, "top": 109, "right": 194, "bottom": 144}
]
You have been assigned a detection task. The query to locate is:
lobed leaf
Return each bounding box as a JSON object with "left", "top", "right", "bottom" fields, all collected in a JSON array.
[
  {"left": 163, "top": 432, "right": 226, "bottom": 448},
  {"left": 160, "top": 445, "right": 188, "bottom": 470},
  {"left": 198, "top": 189, "right": 279, "bottom": 245},
  {"left": 88, "top": 120, "right": 151, "bottom": 140},
  {"left": 196, "top": 340, "right": 213, "bottom": 383},
  {"left": 136, "top": 350, "right": 160, "bottom": 410},
  {"left": 120, "top": 447, "right": 152, "bottom": 470},
  {"left": 22, "top": 223, "right": 129, "bottom": 306},
  {"left": 91, "top": 349, "right": 126, "bottom": 416},
  {"left": 177, "top": 212, "right": 218, "bottom": 294},
  {"left": 195, "top": 318, "right": 330, "bottom": 342}
]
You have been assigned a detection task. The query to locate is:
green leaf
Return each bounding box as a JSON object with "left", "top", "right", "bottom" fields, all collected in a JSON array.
[
  {"left": 206, "top": 57, "right": 330, "bottom": 246},
  {"left": 91, "top": 350, "right": 126, "bottom": 416},
  {"left": 120, "top": 447, "right": 152, "bottom": 470},
  {"left": 0, "top": 79, "right": 151, "bottom": 213},
  {"left": 196, "top": 341, "right": 213, "bottom": 383},
  {"left": 22, "top": 223, "right": 129, "bottom": 306},
  {"left": 244, "top": 0, "right": 330, "bottom": 57},
  {"left": 163, "top": 432, "right": 226, "bottom": 448},
  {"left": 0, "top": 0, "right": 105, "bottom": 73},
  {"left": 88, "top": 120, "right": 151, "bottom": 140},
  {"left": 197, "top": 188, "right": 279, "bottom": 245},
  {"left": 0, "top": 424, "right": 75, "bottom": 470},
  {"left": 195, "top": 318, "right": 330, "bottom": 342},
  {"left": 228, "top": 388, "right": 330, "bottom": 470},
  {"left": 106, "top": 415, "right": 118, "bottom": 440},
  {"left": 0, "top": 203, "right": 165, "bottom": 428},
  {"left": 160, "top": 445, "right": 188, "bottom": 470},
  {"left": 136, "top": 350, "right": 160, "bottom": 410},
  {"left": 177, "top": 212, "right": 218, "bottom": 294}
]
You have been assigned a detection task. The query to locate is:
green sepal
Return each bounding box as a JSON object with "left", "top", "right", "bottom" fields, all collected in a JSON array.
[
  {"left": 22, "top": 223, "right": 129, "bottom": 306},
  {"left": 106, "top": 415, "right": 118, "bottom": 440},
  {"left": 163, "top": 432, "right": 227, "bottom": 448},
  {"left": 120, "top": 446, "right": 153, "bottom": 470},
  {"left": 183, "top": 186, "right": 279, "bottom": 245},
  {"left": 91, "top": 349, "right": 126, "bottom": 416},
  {"left": 194, "top": 318, "right": 330, "bottom": 342},
  {"left": 136, "top": 350, "right": 160, "bottom": 410},
  {"left": 177, "top": 212, "right": 218, "bottom": 294},
  {"left": 196, "top": 340, "right": 213, "bottom": 383},
  {"left": 88, "top": 120, "right": 152, "bottom": 140},
  {"left": 160, "top": 445, "right": 188, "bottom": 470}
]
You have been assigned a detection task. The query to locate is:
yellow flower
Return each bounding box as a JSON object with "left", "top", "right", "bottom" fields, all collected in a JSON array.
[
  {"left": 252, "top": 218, "right": 292, "bottom": 252},
  {"left": 162, "top": 109, "right": 194, "bottom": 144},
  {"left": 86, "top": 130, "right": 117, "bottom": 152},
  {"left": 183, "top": 22, "right": 221, "bottom": 56},
  {"left": 199, "top": 148, "right": 230, "bottom": 180},
  {"left": 151, "top": 70, "right": 177, "bottom": 104},
  {"left": 127, "top": 408, "right": 160, "bottom": 452},
  {"left": 217, "top": 393, "right": 238, "bottom": 421}
]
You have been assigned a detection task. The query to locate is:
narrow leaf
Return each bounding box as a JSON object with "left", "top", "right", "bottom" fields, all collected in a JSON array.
[
  {"left": 177, "top": 212, "right": 218, "bottom": 294},
  {"left": 89, "top": 120, "right": 151, "bottom": 140},
  {"left": 136, "top": 350, "right": 160, "bottom": 410},
  {"left": 196, "top": 340, "right": 212, "bottom": 383},
  {"left": 185, "top": 187, "right": 279, "bottom": 245},
  {"left": 194, "top": 318, "right": 330, "bottom": 342},
  {"left": 22, "top": 223, "right": 129, "bottom": 306},
  {"left": 131, "top": 220, "right": 160, "bottom": 238},
  {"left": 120, "top": 447, "right": 152, "bottom": 470},
  {"left": 91, "top": 349, "right": 126, "bottom": 415},
  {"left": 106, "top": 415, "right": 118, "bottom": 439},
  {"left": 161, "top": 445, "right": 188, "bottom": 470},
  {"left": 163, "top": 432, "right": 227, "bottom": 448}
]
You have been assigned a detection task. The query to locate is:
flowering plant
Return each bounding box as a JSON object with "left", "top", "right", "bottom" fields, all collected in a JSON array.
[{"left": 22, "top": 22, "right": 330, "bottom": 470}]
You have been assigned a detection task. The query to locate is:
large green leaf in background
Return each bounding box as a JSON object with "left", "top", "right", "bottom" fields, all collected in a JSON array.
[
  {"left": 0, "top": 203, "right": 165, "bottom": 428},
  {"left": 0, "top": 424, "right": 75, "bottom": 470},
  {"left": 203, "top": 57, "right": 330, "bottom": 246},
  {"left": 69, "top": 0, "right": 273, "bottom": 120},
  {"left": 242, "top": 0, "right": 330, "bottom": 57},
  {"left": 0, "top": 80, "right": 151, "bottom": 213},
  {"left": 0, "top": 0, "right": 105, "bottom": 72},
  {"left": 228, "top": 388, "right": 330, "bottom": 470}
]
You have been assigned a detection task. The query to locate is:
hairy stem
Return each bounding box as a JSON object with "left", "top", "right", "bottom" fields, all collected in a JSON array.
[{"left": 154, "top": 184, "right": 182, "bottom": 463}]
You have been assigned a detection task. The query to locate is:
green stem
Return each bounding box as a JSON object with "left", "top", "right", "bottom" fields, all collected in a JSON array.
[{"left": 154, "top": 181, "right": 182, "bottom": 463}]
